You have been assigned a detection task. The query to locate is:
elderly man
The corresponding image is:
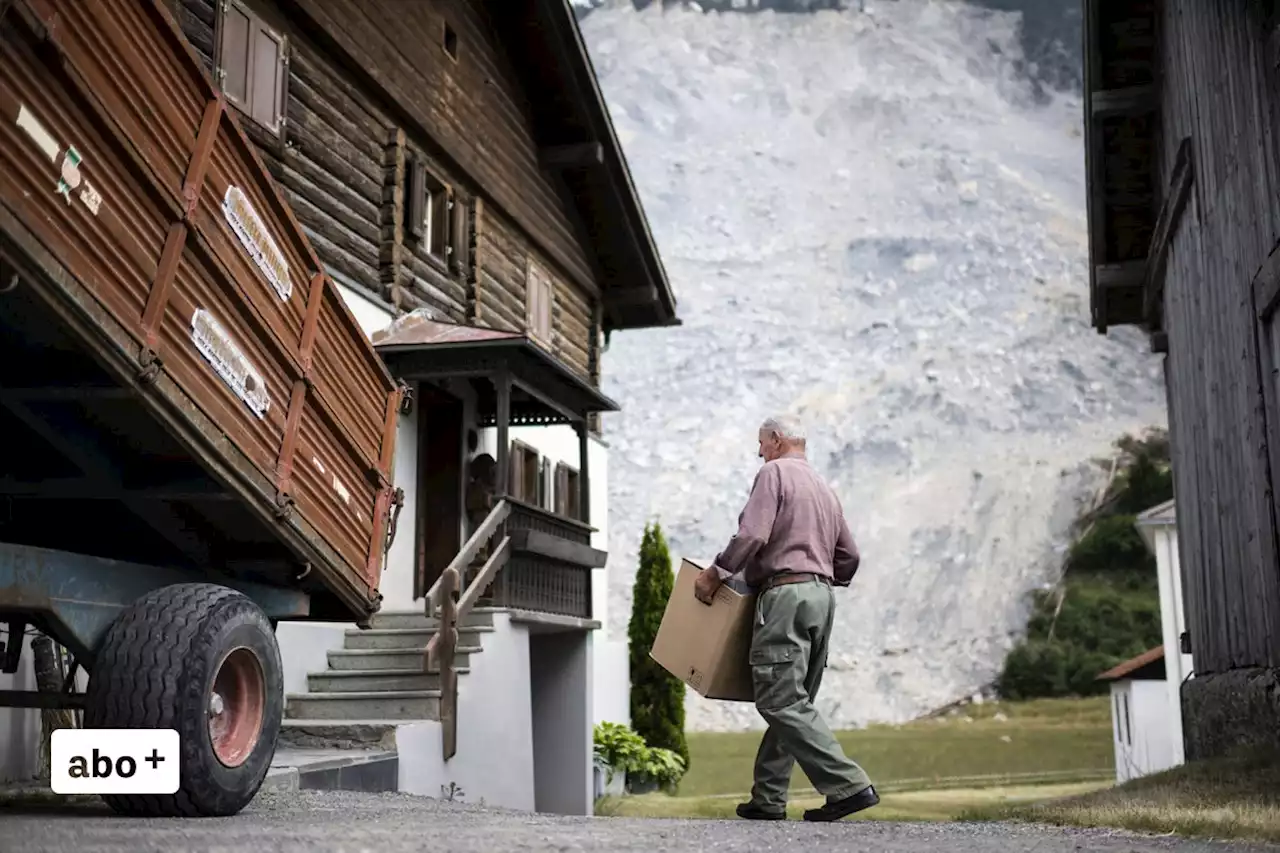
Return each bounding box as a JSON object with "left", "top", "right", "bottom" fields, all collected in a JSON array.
[{"left": 694, "top": 415, "right": 876, "bottom": 822}]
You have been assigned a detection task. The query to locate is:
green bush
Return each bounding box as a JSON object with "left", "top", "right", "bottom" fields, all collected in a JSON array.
[
  {"left": 627, "top": 522, "right": 690, "bottom": 769},
  {"left": 997, "top": 429, "right": 1172, "bottom": 701},
  {"left": 1066, "top": 515, "right": 1154, "bottom": 575}
]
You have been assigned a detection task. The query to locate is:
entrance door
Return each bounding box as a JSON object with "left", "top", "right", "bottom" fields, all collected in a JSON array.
[{"left": 415, "top": 384, "right": 464, "bottom": 600}]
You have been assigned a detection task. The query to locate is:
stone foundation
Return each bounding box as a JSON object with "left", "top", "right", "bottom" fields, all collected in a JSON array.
[{"left": 1181, "top": 668, "right": 1280, "bottom": 760}]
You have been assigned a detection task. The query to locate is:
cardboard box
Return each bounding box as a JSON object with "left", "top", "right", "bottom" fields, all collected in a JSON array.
[{"left": 649, "top": 558, "right": 757, "bottom": 702}]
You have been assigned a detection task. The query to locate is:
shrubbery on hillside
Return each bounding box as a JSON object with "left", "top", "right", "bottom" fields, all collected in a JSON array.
[{"left": 998, "top": 429, "right": 1171, "bottom": 700}]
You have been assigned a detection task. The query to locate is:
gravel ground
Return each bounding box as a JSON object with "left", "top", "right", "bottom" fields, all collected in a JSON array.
[{"left": 2, "top": 791, "right": 1276, "bottom": 853}]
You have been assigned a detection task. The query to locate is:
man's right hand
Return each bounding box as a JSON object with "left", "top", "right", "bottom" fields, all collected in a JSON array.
[{"left": 694, "top": 567, "right": 723, "bottom": 606}]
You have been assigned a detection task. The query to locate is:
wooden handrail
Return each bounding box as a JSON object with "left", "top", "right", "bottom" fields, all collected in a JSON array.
[
  {"left": 422, "top": 498, "right": 512, "bottom": 762},
  {"left": 424, "top": 535, "right": 510, "bottom": 665},
  {"left": 421, "top": 499, "right": 511, "bottom": 615}
]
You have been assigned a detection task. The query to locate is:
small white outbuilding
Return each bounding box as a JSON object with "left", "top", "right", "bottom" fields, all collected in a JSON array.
[
  {"left": 1096, "top": 498, "right": 1193, "bottom": 784},
  {"left": 1097, "top": 646, "right": 1175, "bottom": 783}
]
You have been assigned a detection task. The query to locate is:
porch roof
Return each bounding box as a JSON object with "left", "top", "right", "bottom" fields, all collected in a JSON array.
[
  {"left": 371, "top": 314, "right": 618, "bottom": 426},
  {"left": 1097, "top": 645, "right": 1166, "bottom": 683}
]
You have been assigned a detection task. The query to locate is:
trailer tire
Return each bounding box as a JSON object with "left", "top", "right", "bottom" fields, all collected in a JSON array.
[{"left": 84, "top": 582, "right": 283, "bottom": 818}]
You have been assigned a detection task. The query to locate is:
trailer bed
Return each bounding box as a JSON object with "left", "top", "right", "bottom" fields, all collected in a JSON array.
[{"left": 0, "top": 0, "right": 402, "bottom": 621}]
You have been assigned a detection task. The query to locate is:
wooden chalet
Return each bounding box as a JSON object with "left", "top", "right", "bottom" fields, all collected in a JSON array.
[
  {"left": 1083, "top": 0, "right": 1280, "bottom": 758},
  {"left": 163, "top": 0, "right": 678, "bottom": 621}
]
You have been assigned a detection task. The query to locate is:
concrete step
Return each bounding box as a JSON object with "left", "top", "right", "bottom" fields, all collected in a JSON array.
[
  {"left": 306, "top": 667, "right": 469, "bottom": 693},
  {"left": 370, "top": 608, "right": 498, "bottom": 630},
  {"left": 343, "top": 625, "right": 494, "bottom": 651},
  {"left": 326, "top": 645, "right": 480, "bottom": 671},
  {"left": 285, "top": 690, "right": 442, "bottom": 721},
  {"left": 267, "top": 747, "right": 399, "bottom": 794},
  {"left": 279, "top": 720, "right": 400, "bottom": 750}
]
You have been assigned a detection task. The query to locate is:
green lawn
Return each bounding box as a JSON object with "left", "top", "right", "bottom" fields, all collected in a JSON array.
[
  {"left": 674, "top": 696, "right": 1114, "bottom": 798},
  {"left": 601, "top": 781, "right": 1111, "bottom": 822},
  {"left": 962, "top": 747, "right": 1280, "bottom": 844}
]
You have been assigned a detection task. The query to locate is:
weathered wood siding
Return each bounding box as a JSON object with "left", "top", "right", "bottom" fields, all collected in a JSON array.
[
  {"left": 170, "top": 0, "right": 600, "bottom": 382},
  {"left": 477, "top": 205, "right": 593, "bottom": 378},
  {"left": 1155, "top": 0, "right": 1280, "bottom": 674},
  {"left": 286, "top": 0, "right": 598, "bottom": 299}
]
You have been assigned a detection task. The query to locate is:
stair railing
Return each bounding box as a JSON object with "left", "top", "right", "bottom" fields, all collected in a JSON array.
[{"left": 423, "top": 499, "right": 511, "bottom": 760}]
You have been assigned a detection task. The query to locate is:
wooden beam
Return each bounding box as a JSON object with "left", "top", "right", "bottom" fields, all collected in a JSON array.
[
  {"left": 0, "top": 476, "right": 228, "bottom": 501},
  {"left": 1095, "top": 260, "right": 1147, "bottom": 290},
  {"left": 1143, "top": 137, "right": 1195, "bottom": 324},
  {"left": 605, "top": 286, "right": 660, "bottom": 308},
  {"left": 1091, "top": 85, "right": 1157, "bottom": 117},
  {"left": 538, "top": 142, "right": 604, "bottom": 171},
  {"left": 576, "top": 420, "right": 590, "bottom": 527}
]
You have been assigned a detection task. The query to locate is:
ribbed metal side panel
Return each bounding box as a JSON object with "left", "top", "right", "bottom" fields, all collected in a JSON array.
[
  {"left": 0, "top": 28, "right": 167, "bottom": 345},
  {"left": 312, "top": 283, "right": 387, "bottom": 466},
  {"left": 294, "top": 393, "right": 379, "bottom": 584}
]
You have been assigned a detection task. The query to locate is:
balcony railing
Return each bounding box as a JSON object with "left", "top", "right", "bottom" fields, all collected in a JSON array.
[{"left": 488, "top": 499, "right": 602, "bottom": 620}]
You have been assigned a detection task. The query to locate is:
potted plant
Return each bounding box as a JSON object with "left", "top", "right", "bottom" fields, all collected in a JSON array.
[
  {"left": 593, "top": 722, "right": 646, "bottom": 797},
  {"left": 625, "top": 746, "right": 686, "bottom": 795}
]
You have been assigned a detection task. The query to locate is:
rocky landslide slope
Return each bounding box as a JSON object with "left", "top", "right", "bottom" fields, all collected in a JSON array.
[{"left": 581, "top": 1, "right": 1168, "bottom": 731}]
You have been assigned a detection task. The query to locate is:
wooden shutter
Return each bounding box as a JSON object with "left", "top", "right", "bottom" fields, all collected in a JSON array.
[
  {"left": 450, "top": 196, "right": 470, "bottom": 276},
  {"left": 539, "top": 458, "right": 553, "bottom": 510},
  {"left": 526, "top": 261, "right": 553, "bottom": 342},
  {"left": 249, "top": 23, "right": 286, "bottom": 132},
  {"left": 218, "top": 3, "right": 252, "bottom": 109},
  {"left": 216, "top": 1, "right": 286, "bottom": 135},
  {"left": 406, "top": 157, "right": 426, "bottom": 240},
  {"left": 554, "top": 462, "right": 568, "bottom": 516}
]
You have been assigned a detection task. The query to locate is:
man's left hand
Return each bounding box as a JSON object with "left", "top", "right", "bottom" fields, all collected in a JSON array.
[{"left": 694, "top": 568, "right": 723, "bottom": 606}]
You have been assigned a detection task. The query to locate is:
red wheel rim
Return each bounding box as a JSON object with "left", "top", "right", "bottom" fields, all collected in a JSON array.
[{"left": 208, "top": 647, "right": 266, "bottom": 768}]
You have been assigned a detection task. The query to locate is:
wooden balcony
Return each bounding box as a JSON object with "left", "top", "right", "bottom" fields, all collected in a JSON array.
[
  {"left": 491, "top": 499, "right": 603, "bottom": 620},
  {"left": 372, "top": 316, "right": 612, "bottom": 624}
]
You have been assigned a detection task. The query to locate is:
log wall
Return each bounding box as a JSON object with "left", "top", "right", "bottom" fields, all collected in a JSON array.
[{"left": 170, "top": 0, "right": 600, "bottom": 383}]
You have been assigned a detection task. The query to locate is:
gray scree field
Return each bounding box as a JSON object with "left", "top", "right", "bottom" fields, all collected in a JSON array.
[{"left": 585, "top": 0, "right": 1168, "bottom": 731}]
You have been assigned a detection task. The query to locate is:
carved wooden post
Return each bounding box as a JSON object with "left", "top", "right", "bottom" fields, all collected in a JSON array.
[{"left": 428, "top": 566, "right": 461, "bottom": 761}]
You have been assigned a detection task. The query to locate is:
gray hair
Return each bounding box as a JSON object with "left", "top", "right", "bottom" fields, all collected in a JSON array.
[{"left": 760, "top": 414, "right": 806, "bottom": 443}]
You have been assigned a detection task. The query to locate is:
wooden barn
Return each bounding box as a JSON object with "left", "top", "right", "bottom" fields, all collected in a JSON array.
[{"left": 1083, "top": 0, "right": 1280, "bottom": 758}]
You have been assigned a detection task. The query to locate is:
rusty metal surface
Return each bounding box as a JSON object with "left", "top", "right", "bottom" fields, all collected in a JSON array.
[
  {"left": 0, "top": 0, "right": 400, "bottom": 608},
  {"left": 371, "top": 314, "right": 523, "bottom": 349}
]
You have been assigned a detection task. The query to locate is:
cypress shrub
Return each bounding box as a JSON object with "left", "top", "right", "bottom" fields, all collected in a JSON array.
[{"left": 627, "top": 521, "right": 690, "bottom": 769}]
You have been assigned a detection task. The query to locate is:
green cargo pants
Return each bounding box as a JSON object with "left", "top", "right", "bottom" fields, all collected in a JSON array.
[{"left": 748, "top": 577, "right": 871, "bottom": 811}]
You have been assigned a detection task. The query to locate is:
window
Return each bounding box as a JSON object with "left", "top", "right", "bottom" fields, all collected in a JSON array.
[
  {"left": 1121, "top": 691, "right": 1132, "bottom": 746},
  {"left": 526, "top": 260, "right": 553, "bottom": 343},
  {"left": 215, "top": 0, "right": 288, "bottom": 135},
  {"left": 508, "top": 440, "right": 539, "bottom": 504},
  {"left": 538, "top": 458, "right": 553, "bottom": 512},
  {"left": 555, "top": 462, "right": 581, "bottom": 521},
  {"left": 442, "top": 21, "right": 459, "bottom": 61},
  {"left": 406, "top": 155, "right": 452, "bottom": 262}
]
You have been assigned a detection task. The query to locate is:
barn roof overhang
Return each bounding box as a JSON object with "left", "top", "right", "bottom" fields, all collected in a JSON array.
[{"left": 1083, "top": 0, "right": 1176, "bottom": 351}]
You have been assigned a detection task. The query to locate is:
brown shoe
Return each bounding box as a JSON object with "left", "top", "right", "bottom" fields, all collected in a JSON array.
[{"left": 802, "top": 785, "right": 879, "bottom": 822}]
